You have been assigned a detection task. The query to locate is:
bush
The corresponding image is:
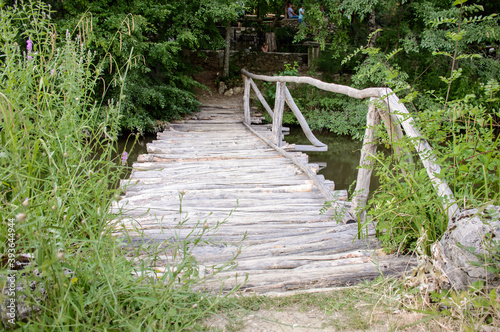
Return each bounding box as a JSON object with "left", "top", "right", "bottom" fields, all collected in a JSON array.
[
  {"left": 360, "top": 2, "right": 500, "bottom": 254},
  {"left": 0, "top": 2, "right": 237, "bottom": 329}
]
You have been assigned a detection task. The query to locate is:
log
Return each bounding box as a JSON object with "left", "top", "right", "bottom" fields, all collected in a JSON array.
[
  {"left": 271, "top": 81, "right": 286, "bottom": 147},
  {"left": 242, "top": 69, "right": 381, "bottom": 99},
  {"left": 243, "top": 75, "right": 251, "bottom": 124},
  {"left": 265, "top": 32, "right": 277, "bottom": 52},
  {"left": 380, "top": 91, "right": 459, "bottom": 222},
  {"left": 351, "top": 100, "right": 380, "bottom": 223},
  {"left": 284, "top": 86, "right": 327, "bottom": 149},
  {"left": 291, "top": 145, "right": 328, "bottom": 152}
]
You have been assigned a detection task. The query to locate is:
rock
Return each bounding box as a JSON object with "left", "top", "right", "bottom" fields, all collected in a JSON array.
[
  {"left": 223, "top": 88, "right": 234, "bottom": 96},
  {"left": 432, "top": 205, "right": 500, "bottom": 290},
  {"left": 1, "top": 256, "right": 73, "bottom": 327},
  {"left": 1, "top": 269, "right": 46, "bottom": 328},
  {"left": 233, "top": 87, "right": 243, "bottom": 94},
  {"left": 218, "top": 81, "right": 226, "bottom": 95}
]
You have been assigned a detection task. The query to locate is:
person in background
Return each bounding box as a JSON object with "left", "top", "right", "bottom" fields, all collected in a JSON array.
[
  {"left": 287, "top": 3, "right": 298, "bottom": 19},
  {"left": 298, "top": 5, "right": 305, "bottom": 23}
]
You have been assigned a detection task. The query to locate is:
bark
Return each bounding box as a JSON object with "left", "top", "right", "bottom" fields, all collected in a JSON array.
[
  {"left": 223, "top": 21, "right": 231, "bottom": 78},
  {"left": 368, "top": 9, "right": 378, "bottom": 47},
  {"left": 265, "top": 32, "right": 277, "bottom": 52}
]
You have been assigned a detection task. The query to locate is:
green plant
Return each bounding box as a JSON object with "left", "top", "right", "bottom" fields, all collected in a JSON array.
[
  {"left": 45, "top": 0, "right": 248, "bottom": 133},
  {"left": 0, "top": 2, "right": 240, "bottom": 329},
  {"left": 429, "top": 281, "right": 500, "bottom": 330},
  {"left": 351, "top": 1, "right": 500, "bottom": 254}
]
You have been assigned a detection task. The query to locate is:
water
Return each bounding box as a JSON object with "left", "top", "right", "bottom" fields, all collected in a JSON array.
[
  {"left": 116, "top": 128, "right": 379, "bottom": 193},
  {"left": 284, "top": 126, "right": 379, "bottom": 191},
  {"left": 116, "top": 132, "right": 157, "bottom": 176}
]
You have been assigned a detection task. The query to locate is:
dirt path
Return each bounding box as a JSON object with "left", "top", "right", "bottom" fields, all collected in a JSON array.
[
  {"left": 193, "top": 71, "right": 244, "bottom": 108},
  {"left": 202, "top": 287, "right": 442, "bottom": 332}
]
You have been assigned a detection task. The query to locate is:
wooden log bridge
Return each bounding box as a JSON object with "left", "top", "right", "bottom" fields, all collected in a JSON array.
[{"left": 112, "top": 85, "right": 415, "bottom": 293}]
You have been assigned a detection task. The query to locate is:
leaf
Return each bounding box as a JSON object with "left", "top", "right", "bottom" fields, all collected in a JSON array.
[
  {"left": 458, "top": 165, "right": 468, "bottom": 172},
  {"left": 486, "top": 266, "right": 500, "bottom": 274},
  {"left": 490, "top": 289, "right": 497, "bottom": 301},
  {"left": 446, "top": 31, "right": 466, "bottom": 42},
  {"left": 470, "top": 280, "right": 484, "bottom": 292},
  {"left": 135, "top": 296, "right": 159, "bottom": 304},
  {"left": 453, "top": 0, "right": 468, "bottom": 6},
  {"left": 168, "top": 307, "right": 177, "bottom": 317}
]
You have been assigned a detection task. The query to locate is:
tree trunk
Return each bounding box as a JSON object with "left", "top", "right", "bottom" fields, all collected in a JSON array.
[
  {"left": 265, "top": 32, "right": 277, "bottom": 52},
  {"left": 368, "top": 10, "right": 378, "bottom": 47},
  {"left": 223, "top": 21, "right": 231, "bottom": 78}
]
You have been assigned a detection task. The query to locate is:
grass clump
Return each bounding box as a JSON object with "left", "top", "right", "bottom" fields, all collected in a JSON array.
[
  {"left": 204, "top": 277, "right": 500, "bottom": 331},
  {"left": 0, "top": 1, "right": 234, "bottom": 330}
]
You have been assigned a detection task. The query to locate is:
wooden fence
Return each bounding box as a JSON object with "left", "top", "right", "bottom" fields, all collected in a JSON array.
[{"left": 241, "top": 69, "right": 459, "bottom": 224}]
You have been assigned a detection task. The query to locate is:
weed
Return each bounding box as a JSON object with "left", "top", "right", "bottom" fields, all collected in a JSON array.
[{"left": 0, "top": 2, "right": 240, "bottom": 329}]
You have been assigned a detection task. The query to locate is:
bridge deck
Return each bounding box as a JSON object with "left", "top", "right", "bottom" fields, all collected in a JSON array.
[{"left": 113, "top": 105, "right": 411, "bottom": 293}]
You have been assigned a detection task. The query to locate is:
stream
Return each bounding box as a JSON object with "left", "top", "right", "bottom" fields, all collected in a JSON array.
[
  {"left": 116, "top": 126, "right": 378, "bottom": 193},
  {"left": 284, "top": 126, "right": 380, "bottom": 192}
]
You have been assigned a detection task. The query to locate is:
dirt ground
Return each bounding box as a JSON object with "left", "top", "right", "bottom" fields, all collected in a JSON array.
[
  {"left": 202, "top": 293, "right": 446, "bottom": 332},
  {"left": 193, "top": 71, "right": 244, "bottom": 107}
]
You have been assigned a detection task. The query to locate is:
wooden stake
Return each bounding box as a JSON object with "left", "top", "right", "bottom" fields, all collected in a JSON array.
[
  {"left": 272, "top": 81, "right": 285, "bottom": 147},
  {"left": 352, "top": 100, "right": 380, "bottom": 223},
  {"left": 284, "top": 86, "right": 327, "bottom": 149},
  {"left": 243, "top": 75, "right": 251, "bottom": 124}
]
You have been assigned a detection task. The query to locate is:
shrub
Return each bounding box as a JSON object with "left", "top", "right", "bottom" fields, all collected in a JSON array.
[{"left": 0, "top": 2, "right": 237, "bottom": 329}]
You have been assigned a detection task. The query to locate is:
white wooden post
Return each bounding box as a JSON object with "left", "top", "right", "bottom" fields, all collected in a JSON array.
[
  {"left": 352, "top": 99, "right": 380, "bottom": 223},
  {"left": 249, "top": 79, "right": 274, "bottom": 118},
  {"left": 271, "top": 81, "right": 285, "bottom": 147},
  {"left": 243, "top": 74, "right": 251, "bottom": 124}
]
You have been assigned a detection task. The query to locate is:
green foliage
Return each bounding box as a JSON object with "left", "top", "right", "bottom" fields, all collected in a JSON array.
[
  {"left": 257, "top": 62, "right": 368, "bottom": 137},
  {"left": 294, "top": 0, "right": 350, "bottom": 55},
  {"left": 0, "top": 2, "right": 238, "bottom": 329},
  {"left": 353, "top": 1, "right": 500, "bottom": 254},
  {"left": 284, "top": 86, "right": 368, "bottom": 138},
  {"left": 430, "top": 281, "right": 500, "bottom": 329},
  {"left": 43, "top": 0, "right": 243, "bottom": 133}
]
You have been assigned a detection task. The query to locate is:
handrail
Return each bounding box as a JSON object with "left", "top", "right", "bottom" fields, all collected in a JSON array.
[
  {"left": 242, "top": 69, "right": 381, "bottom": 99},
  {"left": 241, "top": 69, "right": 459, "bottom": 225},
  {"left": 284, "top": 87, "right": 327, "bottom": 149},
  {"left": 243, "top": 73, "right": 327, "bottom": 150}
]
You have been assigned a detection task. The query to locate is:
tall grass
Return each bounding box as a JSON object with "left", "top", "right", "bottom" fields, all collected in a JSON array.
[{"left": 0, "top": 1, "right": 236, "bottom": 329}]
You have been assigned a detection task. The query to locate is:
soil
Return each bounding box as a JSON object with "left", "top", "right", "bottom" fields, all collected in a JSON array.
[
  {"left": 193, "top": 71, "right": 244, "bottom": 107},
  {"left": 203, "top": 298, "right": 441, "bottom": 332}
]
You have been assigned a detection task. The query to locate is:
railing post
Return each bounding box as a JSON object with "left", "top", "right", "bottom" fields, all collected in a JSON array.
[
  {"left": 382, "top": 92, "right": 459, "bottom": 223},
  {"left": 352, "top": 99, "right": 380, "bottom": 223},
  {"left": 243, "top": 74, "right": 251, "bottom": 125},
  {"left": 377, "top": 107, "right": 412, "bottom": 165},
  {"left": 271, "top": 81, "right": 285, "bottom": 147}
]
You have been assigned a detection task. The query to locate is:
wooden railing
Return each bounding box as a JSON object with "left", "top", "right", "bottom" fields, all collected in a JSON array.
[{"left": 241, "top": 69, "right": 459, "bottom": 224}]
